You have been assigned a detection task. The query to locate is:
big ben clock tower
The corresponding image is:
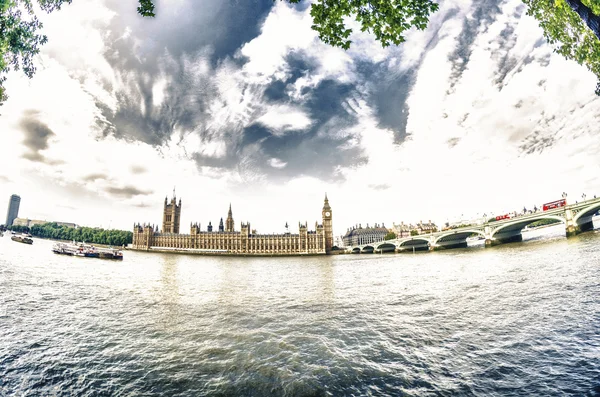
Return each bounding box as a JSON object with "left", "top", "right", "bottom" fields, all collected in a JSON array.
[{"left": 322, "top": 194, "right": 333, "bottom": 254}]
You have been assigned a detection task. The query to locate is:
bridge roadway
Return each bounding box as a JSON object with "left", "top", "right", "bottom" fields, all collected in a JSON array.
[{"left": 349, "top": 197, "right": 600, "bottom": 253}]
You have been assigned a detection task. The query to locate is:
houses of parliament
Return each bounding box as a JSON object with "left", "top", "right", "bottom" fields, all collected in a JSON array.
[{"left": 131, "top": 192, "right": 333, "bottom": 255}]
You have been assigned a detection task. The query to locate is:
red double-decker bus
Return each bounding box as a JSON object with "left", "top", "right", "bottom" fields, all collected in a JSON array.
[
  {"left": 495, "top": 214, "right": 511, "bottom": 221},
  {"left": 543, "top": 199, "right": 566, "bottom": 211}
]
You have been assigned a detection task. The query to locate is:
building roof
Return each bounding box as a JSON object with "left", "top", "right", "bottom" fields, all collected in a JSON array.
[{"left": 343, "top": 226, "right": 389, "bottom": 238}]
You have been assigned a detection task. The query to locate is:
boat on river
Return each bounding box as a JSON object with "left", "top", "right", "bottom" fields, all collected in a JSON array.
[
  {"left": 12, "top": 234, "right": 33, "bottom": 244},
  {"left": 52, "top": 242, "right": 123, "bottom": 260}
]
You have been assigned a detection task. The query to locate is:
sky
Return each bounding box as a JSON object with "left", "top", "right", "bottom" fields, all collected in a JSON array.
[{"left": 1, "top": 0, "right": 600, "bottom": 237}]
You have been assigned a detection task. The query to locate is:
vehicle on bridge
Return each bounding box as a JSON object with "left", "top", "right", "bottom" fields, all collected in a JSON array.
[
  {"left": 495, "top": 214, "right": 511, "bottom": 221},
  {"left": 543, "top": 199, "right": 566, "bottom": 211}
]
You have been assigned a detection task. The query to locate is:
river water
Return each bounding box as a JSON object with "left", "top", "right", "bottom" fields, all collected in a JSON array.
[{"left": 1, "top": 224, "right": 599, "bottom": 396}]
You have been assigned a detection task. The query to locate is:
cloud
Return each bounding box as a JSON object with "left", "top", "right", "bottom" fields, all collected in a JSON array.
[
  {"left": 104, "top": 185, "right": 152, "bottom": 198},
  {"left": 83, "top": 173, "right": 109, "bottom": 182},
  {"left": 19, "top": 115, "right": 61, "bottom": 165},
  {"left": 269, "top": 158, "right": 287, "bottom": 169},
  {"left": 130, "top": 165, "right": 147, "bottom": 174},
  {"left": 1, "top": 0, "right": 600, "bottom": 234},
  {"left": 369, "top": 184, "right": 390, "bottom": 191}
]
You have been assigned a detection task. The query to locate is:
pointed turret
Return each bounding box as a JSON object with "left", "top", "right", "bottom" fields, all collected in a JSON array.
[{"left": 225, "top": 203, "right": 234, "bottom": 232}]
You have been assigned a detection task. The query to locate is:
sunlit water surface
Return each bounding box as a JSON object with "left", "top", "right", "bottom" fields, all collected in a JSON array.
[{"left": 1, "top": 224, "right": 599, "bottom": 396}]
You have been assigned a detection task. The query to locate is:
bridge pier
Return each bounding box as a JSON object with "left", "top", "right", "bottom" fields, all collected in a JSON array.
[
  {"left": 566, "top": 221, "right": 594, "bottom": 237},
  {"left": 486, "top": 234, "right": 523, "bottom": 247}
]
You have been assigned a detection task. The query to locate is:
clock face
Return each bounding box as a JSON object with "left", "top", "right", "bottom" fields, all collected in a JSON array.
[{"left": 325, "top": 212, "right": 331, "bottom": 217}]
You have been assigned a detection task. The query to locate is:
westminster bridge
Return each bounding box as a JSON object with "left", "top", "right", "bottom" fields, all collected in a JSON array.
[{"left": 349, "top": 197, "right": 600, "bottom": 254}]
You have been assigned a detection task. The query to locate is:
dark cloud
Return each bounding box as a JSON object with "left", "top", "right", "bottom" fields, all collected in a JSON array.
[
  {"left": 234, "top": 77, "right": 368, "bottom": 183},
  {"left": 447, "top": 137, "right": 461, "bottom": 148},
  {"left": 95, "top": 0, "right": 275, "bottom": 145},
  {"left": 19, "top": 115, "right": 62, "bottom": 164},
  {"left": 82, "top": 0, "right": 556, "bottom": 188},
  {"left": 130, "top": 165, "right": 147, "bottom": 174},
  {"left": 362, "top": 9, "right": 458, "bottom": 144},
  {"left": 519, "top": 132, "right": 556, "bottom": 155},
  {"left": 518, "top": 114, "right": 559, "bottom": 155},
  {"left": 263, "top": 53, "right": 316, "bottom": 102},
  {"left": 447, "top": 1, "right": 504, "bottom": 92},
  {"left": 83, "top": 173, "right": 109, "bottom": 182},
  {"left": 105, "top": 186, "right": 153, "bottom": 198},
  {"left": 80, "top": 0, "right": 376, "bottom": 185}
]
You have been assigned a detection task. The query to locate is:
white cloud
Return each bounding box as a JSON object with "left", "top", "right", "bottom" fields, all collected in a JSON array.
[
  {"left": 256, "top": 105, "right": 312, "bottom": 135},
  {"left": 269, "top": 158, "right": 287, "bottom": 169}
]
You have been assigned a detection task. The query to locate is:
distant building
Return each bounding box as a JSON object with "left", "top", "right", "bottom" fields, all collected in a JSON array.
[
  {"left": 391, "top": 220, "right": 438, "bottom": 236},
  {"left": 392, "top": 222, "right": 411, "bottom": 238},
  {"left": 11, "top": 218, "right": 77, "bottom": 228},
  {"left": 343, "top": 223, "right": 388, "bottom": 246},
  {"left": 12, "top": 218, "right": 30, "bottom": 227},
  {"left": 5, "top": 194, "right": 20, "bottom": 227},
  {"left": 334, "top": 236, "right": 344, "bottom": 248},
  {"left": 132, "top": 192, "right": 334, "bottom": 255},
  {"left": 414, "top": 220, "right": 438, "bottom": 235},
  {"left": 56, "top": 221, "right": 78, "bottom": 228}
]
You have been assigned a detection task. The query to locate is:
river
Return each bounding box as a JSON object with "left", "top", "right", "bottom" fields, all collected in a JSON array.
[{"left": 1, "top": 224, "right": 599, "bottom": 396}]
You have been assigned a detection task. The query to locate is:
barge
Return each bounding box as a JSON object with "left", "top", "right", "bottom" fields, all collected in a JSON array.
[
  {"left": 52, "top": 242, "right": 123, "bottom": 260},
  {"left": 12, "top": 234, "right": 33, "bottom": 244}
]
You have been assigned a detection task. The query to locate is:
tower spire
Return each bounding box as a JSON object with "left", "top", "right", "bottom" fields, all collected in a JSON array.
[{"left": 226, "top": 203, "right": 234, "bottom": 232}]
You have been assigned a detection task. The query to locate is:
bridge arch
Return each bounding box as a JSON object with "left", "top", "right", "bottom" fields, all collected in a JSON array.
[
  {"left": 433, "top": 229, "right": 486, "bottom": 245},
  {"left": 398, "top": 238, "right": 430, "bottom": 251},
  {"left": 573, "top": 202, "right": 600, "bottom": 223},
  {"left": 490, "top": 215, "right": 565, "bottom": 238},
  {"left": 361, "top": 245, "right": 375, "bottom": 253},
  {"left": 375, "top": 242, "right": 397, "bottom": 253},
  {"left": 351, "top": 247, "right": 361, "bottom": 254}
]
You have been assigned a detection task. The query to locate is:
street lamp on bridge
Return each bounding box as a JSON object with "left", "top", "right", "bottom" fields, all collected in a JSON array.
[{"left": 582, "top": 193, "right": 586, "bottom": 201}]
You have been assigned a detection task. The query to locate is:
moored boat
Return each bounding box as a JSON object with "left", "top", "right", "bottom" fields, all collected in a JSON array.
[
  {"left": 52, "top": 243, "right": 75, "bottom": 255},
  {"left": 12, "top": 234, "right": 33, "bottom": 244},
  {"left": 52, "top": 242, "right": 123, "bottom": 260}
]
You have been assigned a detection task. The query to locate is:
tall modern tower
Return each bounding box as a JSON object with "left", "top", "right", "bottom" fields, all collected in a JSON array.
[{"left": 5, "top": 194, "right": 21, "bottom": 227}]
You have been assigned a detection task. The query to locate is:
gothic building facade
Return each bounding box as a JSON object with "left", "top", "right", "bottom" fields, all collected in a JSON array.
[{"left": 132, "top": 193, "right": 333, "bottom": 255}]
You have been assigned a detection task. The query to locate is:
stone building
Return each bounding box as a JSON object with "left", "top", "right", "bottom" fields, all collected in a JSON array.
[
  {"left": 414, "top": 220, "right": 438, "bottom": 234},
  {"left": 342, "top": 223, "right": 388, "bottom": 246},
  {"left": 132, "top": 193, "right": 334, "bottom": 255},
  {"left": 391, "top": 222, "right": 411, "bottom": 238},
  {"left": 162, "top": 191, "right": 181, "bottom": 234},
  {"left": 391, "top": 220, "right": 438, "bottom": 236}
]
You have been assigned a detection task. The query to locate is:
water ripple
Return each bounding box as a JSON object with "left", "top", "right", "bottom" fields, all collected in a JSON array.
[{"left": 0, "top": 232, "right": 599, "bottom": 396}]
